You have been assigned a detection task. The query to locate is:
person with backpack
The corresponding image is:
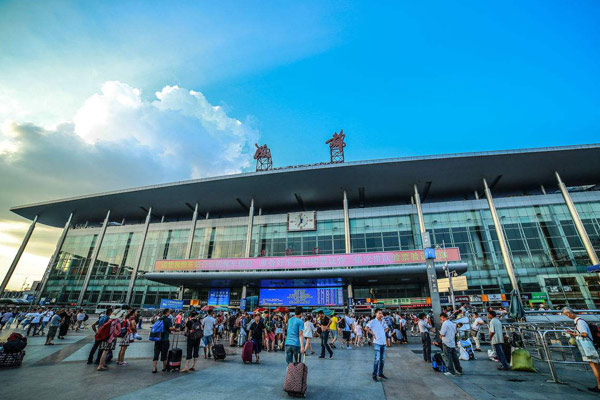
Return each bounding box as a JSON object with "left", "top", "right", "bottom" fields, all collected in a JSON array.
[
  {"left": 317, "top": 311, "right": 333, "bottom": 359},
  {"left": 88, "top": 308, "right": 112, "bottom": 364},
  {"left": 117, "top": 310, "right": 137, "bottom": 366},
  {"left": 248, "top": 313, "right": 267, "bottom": 363},
  {"left": 181, "top": 312, "right": 202, "bottom": 372},
  {"left": 151, "top": 308, "right": 175, "bottom": 373},
  {"left": 563, "top": 307, "right": 600, "bottom": 393},
  {"left": 97, "top": 310, "right": 124, "bottom": 371}
]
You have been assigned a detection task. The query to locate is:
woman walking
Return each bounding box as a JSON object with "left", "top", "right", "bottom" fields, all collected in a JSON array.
[
  {"left": 303, "top": 315, "right": 316, "bottom": 355},
  {"left": 117, "top": 310, "right": 137, "bottom": 366}
]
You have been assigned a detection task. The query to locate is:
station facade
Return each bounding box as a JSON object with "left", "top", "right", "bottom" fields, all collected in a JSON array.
[{"left": 5, "top": 144, "right": 600, "bottom": 310}]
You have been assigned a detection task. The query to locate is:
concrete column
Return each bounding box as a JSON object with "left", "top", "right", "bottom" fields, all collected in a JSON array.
[
  {"left": 125, "top": 207, "right": 152, "bottom": 304},
  {"left": 413, "top": 185, "right": 442, "bottom": 329},
  {"left": 240, "top": 285, "right": 248, "bottom": 311},
  {"left": 555, "top": 172, "right": 600, "bottom": 266},
  {"left": 343, "top": 190, "right": 351, "bottom": 253},
  {"left": 185, "top": 203, "right": 199, "bottom": 259},
  {"left": 36, "top": 213, "right": 73, "bottom": 303},
  {"left": 0, "top": 215, "right": 38, "bottom": 296},
  {"left": 177, "top": 286, "right": 184, "bottom": 300},
  {"left": 483, "top": 179, "right": 522, "bottom": 299},
  {"left": 347, "top": 283, "right": 354, "bottom": 313},
  {"left": 77, "top": 210, "right": 110, "bottom": 306},
  {"left": 244, "top": 198, "right": 255, "bottom": 258}
]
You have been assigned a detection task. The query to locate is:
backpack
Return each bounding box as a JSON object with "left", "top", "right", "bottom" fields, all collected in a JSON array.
[
  {"left": 119, "top": 320, "right": 128, "bottom": 338},
  {"left": 432, "top": 352, "right": 448, "bottom": 372},
  {"left": 188, "top": 319, "right": 203, "bottom": 341},
  {"left": 95, "top": 320, "right": 112, "bottom": 341},
  {"left": 576, "top": 318, "right": 600, "bottom": 349},
  {"left": 149, "top": 319, "right": 165, "bottom": 342},
  {"left": 338, "top": 317, "right": 346, "bottom": 330}
]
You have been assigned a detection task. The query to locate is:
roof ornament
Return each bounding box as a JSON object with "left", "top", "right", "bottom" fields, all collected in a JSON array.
[
  {"left": 326, "top": 129, "right": 346, "bottom": 163},
  {"left": 254, "top": 143, "right": 273, "bottom": 171}
]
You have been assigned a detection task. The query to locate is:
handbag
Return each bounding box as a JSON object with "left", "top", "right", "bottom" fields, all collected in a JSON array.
[{"left": 576, "top": 336, "right": 599, "bottom": 358}]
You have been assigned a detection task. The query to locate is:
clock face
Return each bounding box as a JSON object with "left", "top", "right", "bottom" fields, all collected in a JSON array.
[{"left": 287, "top": 211, "right": 316, "bottom": 231}]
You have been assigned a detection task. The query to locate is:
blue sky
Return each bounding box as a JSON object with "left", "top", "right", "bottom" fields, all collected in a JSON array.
[
  {"left": 2, "top": 1, "right": 599, "bottom": 166},
  {"left": 1, "top": 1, "right": 600, "bottom": 286}
]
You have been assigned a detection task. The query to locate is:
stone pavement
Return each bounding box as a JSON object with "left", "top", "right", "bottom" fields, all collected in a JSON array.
[{"left": 1, "top": 325, "right": 599, "bottom": 399}]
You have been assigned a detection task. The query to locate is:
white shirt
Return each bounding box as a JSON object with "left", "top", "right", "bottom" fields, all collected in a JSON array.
[
  {"left": 400, "top": 318, "right": 406, "bottom": 327},
  {"left": 489, "top": 317, "right": 504, "bottom": 345},
  {"left": 418, "top": 319, "right": 431, "bottom": 333},
  {"left": 575, "top": 317, "right": 593, "bottom": 340},
  {"left": 303, "top": 321, "right": 315, "bottom": 338},
  {"left": 31, "top": 313, "right": 42, "bottom": 323},
  {"left": 77, "top": 312, "right": 86, "bottom": 321},
  {"left": 202, "top": 316, "right": 217, "bottom": 336},
  {"left": 471, "top": 317, "right": 484, "bottom": 332},
  {"left": 367, "top": 318, "right": 387, "bottom": 346},
  {"left": 440, "top": 320, "right": 457, "bottom": 348}
]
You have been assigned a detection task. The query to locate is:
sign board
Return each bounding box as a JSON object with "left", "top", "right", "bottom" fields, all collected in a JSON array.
[
  {"left": 587, "top": 264, "right": 600, "bottom": 273},
  {"left": 437, "top": 276, "right": 468, "bottom": 292},
  {"left": 532, "top": 292, "right": 548, "bottom": 300},
  {"left": 154, "top": 248, "right": 461, "bottom": 272},
  {"left": 485, "top": 294, "right": 505, "bottom": 302},
  {"left": 25, "top": 294, "right": 34, "bottom": 302},
  {"left": 240, "top": 298, "right": 247, "bottom": 311},
  {"left": 469, "top": 295, "right": 483, "bottom": 303},
  {"left": 259, "top": 288, "right": 344, "bottom": 306},
  {"left": 422, "top": 232, "right": 432, "bottom": 248},
  {"left": 207, "top": 289, "right": 230, "bottom": 306},
  {"left": 159, "top": 299, "right": 184, "bottom": 310},
  {"left": 424, "top": 248, "right": 436, "bottom": 260}
]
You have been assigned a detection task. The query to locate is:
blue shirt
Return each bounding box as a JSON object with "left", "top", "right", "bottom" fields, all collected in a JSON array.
[{"left": 285, "top": 317, "right": 304, "bottom": 347}]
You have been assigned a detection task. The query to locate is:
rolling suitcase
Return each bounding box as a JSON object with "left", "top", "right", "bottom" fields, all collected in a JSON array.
[
  {"left": 166, "top": 332, "right": 182, "bottom": 371},
  {"left": 283, "top": 353, "right": 308, "bottom": 397},
  {"left": 213, "top": 344, "right": 226, "bottom": 360},
  {"left": 242, "top": 340, "right": 254, "bottom": 363}
]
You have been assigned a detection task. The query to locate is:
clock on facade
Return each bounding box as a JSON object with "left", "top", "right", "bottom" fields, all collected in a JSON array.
[{"left": 287, "top": 211, "right": 317, "bottom": 231}]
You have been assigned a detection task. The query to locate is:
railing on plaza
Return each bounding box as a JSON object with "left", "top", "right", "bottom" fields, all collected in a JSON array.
[{"left": 499, "top": 311, "right": 600, "bottom": 384}]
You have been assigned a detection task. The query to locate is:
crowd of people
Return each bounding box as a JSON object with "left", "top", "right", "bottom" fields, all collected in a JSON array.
[{"left": 3, "top": 302, "right": 600, "bottom": 393}]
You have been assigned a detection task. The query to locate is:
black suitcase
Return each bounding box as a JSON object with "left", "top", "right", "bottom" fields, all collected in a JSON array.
[
  {"left": 166, "top": 333, "right": 182, "bottom": 371},
  {"left": 213, "top": 344, "right": 226, "bottom": 360}
]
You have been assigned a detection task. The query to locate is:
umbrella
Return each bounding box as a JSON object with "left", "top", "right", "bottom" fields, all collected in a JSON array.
[
  {"left": 273, "top": 307, "right": 289, "bottom": 313},
  {"left": 254, "top": 307, "right": 267, "bottom": 313},
  {"left": 201, "top": 305, "right": 215, "bottom": 311},
  {"left": 313, "top": 308, "right": 335, "bottom": 316},
  {"left": 509, "top": 289, "right": 525, "bottom": 321},
  {"left": 214, "top": 306, "right": 231, "bottom": 312}
]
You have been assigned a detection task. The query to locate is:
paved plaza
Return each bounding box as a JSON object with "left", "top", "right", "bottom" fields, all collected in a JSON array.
[{"left": 1, "top": 325, "right": 599, "bottom": 399}]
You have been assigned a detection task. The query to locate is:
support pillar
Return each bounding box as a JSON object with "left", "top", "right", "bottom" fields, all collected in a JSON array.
[
  {"left": 177, "top": 286, "right": 184, "bottom": 300},
  {"left": 125, "top": 207, "right": 152, "bottom": 305},
  {"left": 555, "top": 172, "right": 600, "bottom": 266},
  {"left": 36, "top": 213, "right": 72, "bottom": 303},
  {"left": 413, "top": 185, "right": 442, "bottom": 329},
  {"left": 343, "top": 190, "right": 351, "bottom": 253},
  {"left": 0, "top": 215, "right": 38, "bottom": 296},
  {"left": 483, "top": 179, "right": 522, "bottom": 299},
  {"left": 347, "top": 283, "right": 354, "bottom": 313},
  {"left": 185, "top": 203, "right": 199, "bottom": 259},
  {"left": 77, "top": 210, "right": 110, "bottom": 306},
  {"left": 240, "top": 285, "right": 247, "bottom": 311},
  {"left": 244, "top": 198, "right": 255, "bottom": 258}
]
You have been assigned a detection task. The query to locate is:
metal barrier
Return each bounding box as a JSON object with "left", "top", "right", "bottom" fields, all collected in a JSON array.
[{"left": 503, "top": 323, "right": 591, "bottom": 384}]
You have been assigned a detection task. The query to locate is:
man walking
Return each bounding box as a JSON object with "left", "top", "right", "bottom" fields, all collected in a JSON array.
[
  {"left": 88, "top": 308, "right": 112, "bottom": 364},
  {"left": 284, "top": 306, "right": 305, "bottom": 364},
  {"left": 439, "top": 313, "right": 463, "bottom": 376},
  {"left": 418, "top": 312, "right": 433, "bottom": 362},
  {"left": 470, "top": 312, "right": 485, "bottom": 352},
  {"left": 202, "top": 310, "right": 217, "bottom": 359},
  {"left": 562, "top": 307, "right": 600, "bottom": 393},
  {"left": 318, "top": 311, "right": 333, "bottom": 359},
  {"left": 340, "top": 311, "right": 353, "bottom": 350},
  {"left": 27, "top": 308, "right": 42, "bottom": 336},
  {"left": 488, "top": 310, "right": 509, "bottom": 371},
  {"left": 366, "top": 310, "right": 389, "bottom": 381}
]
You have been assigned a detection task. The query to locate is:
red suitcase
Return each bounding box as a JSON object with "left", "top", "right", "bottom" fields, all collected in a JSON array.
[
  {"left": 242, "top": 340, "right": 254, "bottom": 363},
  {"left": 283, "top": 354, "right": 308, "bottom": 397}
]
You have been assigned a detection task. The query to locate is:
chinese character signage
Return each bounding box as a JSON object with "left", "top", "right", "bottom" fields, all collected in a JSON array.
[
  {"left": 154, "top": 248, "right": 461, "bottom": 272},
  {"left": 259, "top": 288, "right": 344, "bottom": 306},
  {"left": 159, "top": 299, "right": 184, "bottom": 310},
  {"left": 207, "top": 289, "right": 230, "bottom": 306}
]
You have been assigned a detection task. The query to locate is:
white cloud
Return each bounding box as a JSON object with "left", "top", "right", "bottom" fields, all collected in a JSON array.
[{"left": 0, "top": 81, "right": 259, "bottom": 289}]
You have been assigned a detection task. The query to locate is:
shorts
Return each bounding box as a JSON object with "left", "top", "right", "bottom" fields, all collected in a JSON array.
[
  {"left": 342, "top": 331, "right": 351, "bottom": 341},
  {"left": 253, "top": 338, "right": 262, "bottom": 354},
  {"left": 186, "top": 338, "right": 201, "bottom": 360},
  {"left": 47, "top": 326, "right": 58, "bottom": 340},
  {"left": 120, "top": 335, "right": 131, "bottom": 346},
  {"left": 100, "top": 340, "right": 116, "bottom": 351},
  {"left": 275, "top": 328, "right": 283, "bottom": 335},
  {"left": 330, "top": 330, "right": 338, "bottom": 339},
  {"left": 203, "top": 335, "right": 213, "bottom": 346},
  {"left": 267, "top": 332, "right": 275, "bottom": 341},
  {"left": 153, "top": 340, "right": 169, "bottom": 361}
]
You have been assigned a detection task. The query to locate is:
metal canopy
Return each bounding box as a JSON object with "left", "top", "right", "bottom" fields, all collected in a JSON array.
[{"left": 10, "top": 144, "right": 600, "bottom": 227}]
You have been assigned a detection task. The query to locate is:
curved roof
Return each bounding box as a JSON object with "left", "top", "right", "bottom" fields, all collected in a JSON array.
[{"left": 10, "top": 144, "right": 600, "bottom": 227}]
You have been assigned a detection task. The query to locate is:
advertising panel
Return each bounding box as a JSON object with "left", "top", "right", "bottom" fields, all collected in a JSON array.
[
  {"left": 259, "top": 288, "right": 344, "bottom": 306},
  {"left": 159, "top": 299, "right": 184, "bottom": 310},
  {"left": 207, "top": 288, "right": 230, "bottom": 306},
  {"left": 154, "top": 248, "right": 461, "bottom": 272}
]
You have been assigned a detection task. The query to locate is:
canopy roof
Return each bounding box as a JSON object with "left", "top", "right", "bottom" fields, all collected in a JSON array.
[{"left": 11, "top": 144, "right": 600, "bottom": 227}]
